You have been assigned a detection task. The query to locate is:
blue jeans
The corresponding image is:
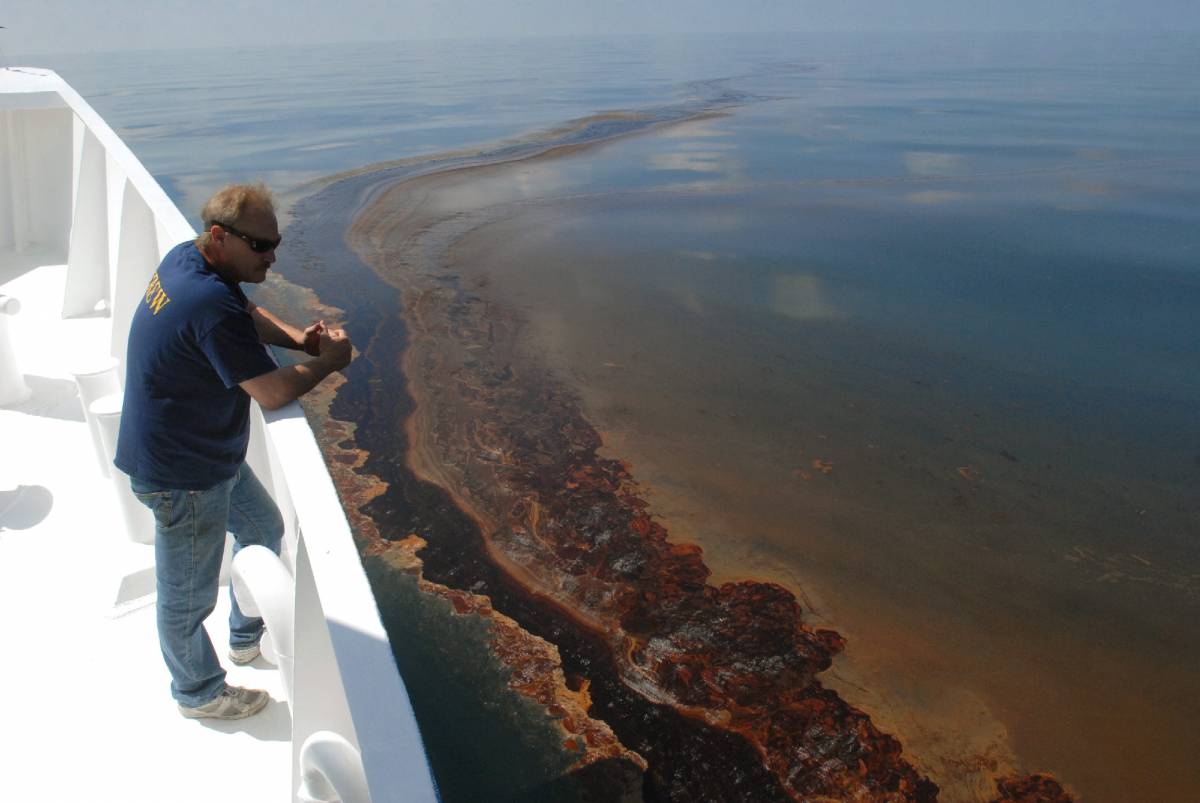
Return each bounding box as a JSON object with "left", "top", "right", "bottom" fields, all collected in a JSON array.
[{"left": 132, "top": 464, "right": 283, "bottom": 707}]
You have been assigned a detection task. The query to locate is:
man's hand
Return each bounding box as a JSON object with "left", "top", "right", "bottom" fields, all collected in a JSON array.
[
  {"left": 301, "top": 320, "right": 325, "bottom": 356},
  {"left": 315, "top": 327, "right": 353, "bottom": 370}
]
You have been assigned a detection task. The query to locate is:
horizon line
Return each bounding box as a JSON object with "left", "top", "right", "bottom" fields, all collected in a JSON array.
[{"left": 11, "top": 26, "right": 1197, "bottom": 59}]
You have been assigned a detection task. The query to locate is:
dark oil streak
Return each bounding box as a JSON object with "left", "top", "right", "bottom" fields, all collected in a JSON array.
[{"left": 280, "top": 178, "right": 793, "bottom": 802}]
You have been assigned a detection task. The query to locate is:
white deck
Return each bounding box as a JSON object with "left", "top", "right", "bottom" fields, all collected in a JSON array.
[{"left": 0, "top": 257, "right": 291, "bottom": 802}]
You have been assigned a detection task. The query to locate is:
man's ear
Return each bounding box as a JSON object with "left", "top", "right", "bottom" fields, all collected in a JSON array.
[{"left": 207, "top": 224, "right": 227, "bottom": 256}]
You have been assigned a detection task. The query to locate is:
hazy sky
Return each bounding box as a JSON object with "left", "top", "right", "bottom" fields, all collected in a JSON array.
[{"left": 4, "top": 0, "right": 1199, "bottom": 56}]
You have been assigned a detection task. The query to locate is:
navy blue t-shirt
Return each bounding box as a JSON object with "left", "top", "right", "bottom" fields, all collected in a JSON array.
[{"left": 115, "top": 242, "right": 277, "bottom": 490}]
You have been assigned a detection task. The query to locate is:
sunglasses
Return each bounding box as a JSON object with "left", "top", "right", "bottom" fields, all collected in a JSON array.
[{"left": 218, "top": 222, "right": 282, "bottom": 253}]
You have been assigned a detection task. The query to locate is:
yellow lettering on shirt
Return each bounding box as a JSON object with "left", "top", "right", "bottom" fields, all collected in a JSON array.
[{"left": 143, "top": 272, "right": 172, "bottom": 315}]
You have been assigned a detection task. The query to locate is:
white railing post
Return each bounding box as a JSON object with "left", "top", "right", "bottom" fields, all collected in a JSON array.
[
  {"left": 108, "top": 182, "right": 159, "bottom": 368},
  {"left": 2, "top": 109, "right": 31, "bottom": 252},
  {"left": 291, "top": 533, "right": 363, "bottom": 799},
  {"left": 297, "top": 731, "right": 372, "bottom": 803},
  {"left": 231, "top": 543, "right": 297, "bottom": 706},
  {"left": 90, "top": 392, "right": 156, "bottom": 545},
  {"left": 70, "top": 355, "right": 120, "bottom": 475},
  {"left": 63, "top": 123, "right": 111, "bottom": 318},
  {"left": 0, "top": 295, "right": 31, "bottom": 406}
]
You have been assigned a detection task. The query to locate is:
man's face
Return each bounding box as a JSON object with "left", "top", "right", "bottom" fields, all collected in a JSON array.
[{"left": 214, "top": 204, "right": 280, "bottom": 284}]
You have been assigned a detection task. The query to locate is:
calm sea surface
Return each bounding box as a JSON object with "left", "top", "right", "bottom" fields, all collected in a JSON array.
[{"left": 34, "top": 32, "right": 1200, "bottom": 801}]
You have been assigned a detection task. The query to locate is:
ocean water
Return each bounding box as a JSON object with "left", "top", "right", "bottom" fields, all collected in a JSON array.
[
  {"left": 437, "top": 81, "right": 1200, "bottom": 799},
  {"left": 40, "top": 35, "right": 782, "bottom": 220},
  {"left": 31, "top": 31, "right": 1200, "bottom": 801}
]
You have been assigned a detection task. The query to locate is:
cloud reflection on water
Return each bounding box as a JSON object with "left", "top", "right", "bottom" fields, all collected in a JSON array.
[
  {"left": 659, "top": 119, "right": 733, "bottom": 139},
  {"left": 648, "top": 118, "right": 744, "bottom": 189},
  {"left": 904, "top": 189, "right": 969, "bottom": 205},
  {"left": 770, "top": 273, "right": 840, "bottom": 322},
  {"left": 430, "top": 160, "right": 581, "bottom": 215},
  {"left": 649, "top": 151, "right": 735, "bottom": 173},
  {"left": 903, "top": 151, "right": 965, "bottom": 176}
]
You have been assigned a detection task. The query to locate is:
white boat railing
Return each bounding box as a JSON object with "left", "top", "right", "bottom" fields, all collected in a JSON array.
[{"left": 0, "top": 67, "right": 438, "bottom": 803}]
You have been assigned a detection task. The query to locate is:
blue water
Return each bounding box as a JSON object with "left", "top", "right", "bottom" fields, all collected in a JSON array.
[
  {"left": 30, "top": 32, "right": 1200, "bottom": 801},
  {"left": 39, "top": 35, "right": 781, "bottom": 218}
]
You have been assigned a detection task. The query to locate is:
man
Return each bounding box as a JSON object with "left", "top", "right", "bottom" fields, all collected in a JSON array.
[{"left": 116, "top": 183, "right": 352, "bottom": 719}]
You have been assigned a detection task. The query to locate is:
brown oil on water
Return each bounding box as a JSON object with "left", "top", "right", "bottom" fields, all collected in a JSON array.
[{"left": 252, "top": 105, "right": 1200, "bottom": 801}]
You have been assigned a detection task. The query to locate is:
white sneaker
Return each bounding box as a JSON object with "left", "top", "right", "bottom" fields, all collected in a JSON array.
[{"left": 178, "top": 685, "right": 269, "bottom": 719}]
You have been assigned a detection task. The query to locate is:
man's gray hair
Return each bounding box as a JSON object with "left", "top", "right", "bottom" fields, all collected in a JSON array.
[{"left": 196, "top": 182, "right": 275, "bottom": 248}]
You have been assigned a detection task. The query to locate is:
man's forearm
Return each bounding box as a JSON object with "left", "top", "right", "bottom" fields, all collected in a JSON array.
[
  {"left": 240, "top": 358, "right": 339, "bottom": 411},
  {"left": 249, "top": 303, "right": 304, "bottom": 349}
]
